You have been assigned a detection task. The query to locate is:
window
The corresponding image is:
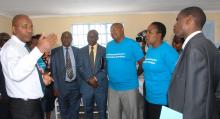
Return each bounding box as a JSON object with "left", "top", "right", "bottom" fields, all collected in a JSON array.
[
  {"left": 202, "top": 21, "right": 215, "bottom": 43},
  {"left": 71, "top": 23, "right": 113, "bottom": 48}
]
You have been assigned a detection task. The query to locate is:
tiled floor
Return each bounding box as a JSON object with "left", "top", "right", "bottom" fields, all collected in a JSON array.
[
  {"left": 49, "top": 92, "right": 145, "bottom": 119},
  {"left": 52, "top": 98, "right": 107, "bottom": 119},
  {"left": 51, "top": 102, "right": 103, "bottom": 119},
  {"left": 50, "top": 110, "right": 101, "bottom": 119}
]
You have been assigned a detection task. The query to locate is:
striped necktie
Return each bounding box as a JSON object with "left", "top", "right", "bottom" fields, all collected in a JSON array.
[
  {"left": 90, "top": 46, "right": 95, "bottom": 70},
  {"left": 66, "top": 48, "right": 74, "bottom": 80}
]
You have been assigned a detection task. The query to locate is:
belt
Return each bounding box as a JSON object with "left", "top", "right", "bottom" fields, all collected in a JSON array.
[{"left": 10, "top": 97, "right": 42, "bottom": 102}]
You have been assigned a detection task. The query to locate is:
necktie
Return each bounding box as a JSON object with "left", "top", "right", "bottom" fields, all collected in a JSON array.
[
  {"left": 90, "top": 46, "right": 95, "bottom": 70},
  {"left": 36, "top": 58, "right": 46, "bottom": 92},
  {"left": 66, "top": 48, "right": 74, "bottom": 80},
  {"left": 24, "top": 44, "right": 45, "bottom": 93}
]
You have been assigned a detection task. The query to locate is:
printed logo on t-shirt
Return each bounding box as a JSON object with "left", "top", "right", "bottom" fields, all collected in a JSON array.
[
  {"left": 106, "top": 53, "right": 126, "bottom": 59},
  {"left": 143, "top": 58, "right": 157, "bottom": 64}
]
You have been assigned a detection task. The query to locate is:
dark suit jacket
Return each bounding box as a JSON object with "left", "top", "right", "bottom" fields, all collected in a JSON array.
[
  {"left": 51, "top": 46, "right": 80, "bottom": 95},
  {"left": 168, "top": 33, "right": 220, "bottom": 119},
  {"left": 79, "top": 44, "right": 108, "bottom": 92}
]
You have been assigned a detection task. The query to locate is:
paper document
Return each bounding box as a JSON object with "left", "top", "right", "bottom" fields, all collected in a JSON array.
[{"left": 160, "top": 106, "right": 183, "bottom": 119}]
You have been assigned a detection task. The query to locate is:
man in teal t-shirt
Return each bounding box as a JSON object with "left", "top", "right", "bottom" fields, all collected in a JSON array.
[{"left": 106, "top": 23, "right": 144, "bottom": 119}]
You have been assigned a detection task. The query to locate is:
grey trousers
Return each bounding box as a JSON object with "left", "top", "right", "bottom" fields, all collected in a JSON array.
[{"left": 108, "top": 88, "right": 139, "bottom": 119}]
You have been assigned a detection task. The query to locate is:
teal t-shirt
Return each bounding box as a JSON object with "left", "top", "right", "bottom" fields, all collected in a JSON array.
[
  {"left": 106, "top": 37, "right": 144, "bottom": 91},
  {"left": 142, "top": 41, "right": 178, "bottom": 105}
]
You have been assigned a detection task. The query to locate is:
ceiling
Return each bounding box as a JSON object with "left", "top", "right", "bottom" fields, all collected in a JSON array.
[{"left": 0, "top": 0, "right": 220, "bottom": 17}]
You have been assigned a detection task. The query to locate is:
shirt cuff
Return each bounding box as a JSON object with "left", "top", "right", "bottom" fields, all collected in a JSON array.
[
  {"left": 28, "top": 47, "right": 44, "bottom": 66},
  {"left": 94, "top": 76, "right": 97, "bottom": 81},
  {"left": 32, "top": 47, "right": 43, "bottom": 59}
]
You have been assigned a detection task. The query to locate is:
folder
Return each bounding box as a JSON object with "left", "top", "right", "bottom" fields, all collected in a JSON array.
[{"left": 160, "top": 106, "right": 183, "bottom": 119}]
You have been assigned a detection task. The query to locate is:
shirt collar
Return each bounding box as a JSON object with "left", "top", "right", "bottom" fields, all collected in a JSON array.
[
  {"left": 182, "top": 31, "right": 202, "bottom": 50},
  {"left": 89, "top": 43, "right": 97, "bottom": 50},
  {"left": 63, "top": 46, "right": 71, "bottom": 50},
  {"left": 11, "top": 35, "right": 26, "bottom": 47}
]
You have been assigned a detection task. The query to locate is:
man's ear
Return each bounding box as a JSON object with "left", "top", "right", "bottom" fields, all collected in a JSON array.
[
  {"left": 186, "top": 15, "right": 193, "bottom": 25},
  {"left": 12, "top": 26, "right": 16, "bottom": 34}
]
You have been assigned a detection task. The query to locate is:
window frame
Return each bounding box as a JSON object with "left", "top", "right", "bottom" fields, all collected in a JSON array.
[{"left": 71, "top": 23, "right": 113, "bottom": 48}]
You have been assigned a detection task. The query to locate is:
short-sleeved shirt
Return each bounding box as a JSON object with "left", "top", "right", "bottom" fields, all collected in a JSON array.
[
  {"left": 142, "top": 41, "right": 178, "bottom": 105},
  {"left": 106, "top": 37, "right": 144, "bottom": 91}
]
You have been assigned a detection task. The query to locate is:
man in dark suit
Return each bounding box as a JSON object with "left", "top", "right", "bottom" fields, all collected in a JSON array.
[
  {"left": 168, "top": 6, "right": 220, "bottom": 119},
  {"left": 51, "top": 31, "right": 81, "bottom": 119},
  {"left": 79, "top": 30, "right": 108, "bottom": 119}
]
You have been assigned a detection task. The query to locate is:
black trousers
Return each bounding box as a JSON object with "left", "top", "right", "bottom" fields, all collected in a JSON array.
[
  {"left": 10, "top": 98, "right": 44, "bottom": 119},
  {"left": 217, "top": 98, "right": 220, "bottom": 118},
  {"left": 143, "top": 82, "right": 146, "bottom": 119},
  {"left": 144, "top": 100, "right": 162, "bottom": 119},
  {"left": 0, "top": 96, "right": 12, "bottom": 119}
]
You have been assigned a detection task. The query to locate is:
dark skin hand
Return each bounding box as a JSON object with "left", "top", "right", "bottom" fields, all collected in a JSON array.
[
  {"left": 42, "top": 72, "right": 53, "bottom": 86},
  {"left": 137, "top": 57, "right": 145, "bottom": 76},
  {"left": 87, "top": 76, "right": 99, "bottom": 88}
]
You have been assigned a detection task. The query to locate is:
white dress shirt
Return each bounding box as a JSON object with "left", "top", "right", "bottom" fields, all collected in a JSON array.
[
  {"left": 89, "top": 44, "right": 97, "bottom": 63},
  {"left": 0, "top": 35, "right": 44, "bottom": 99},
  {"left": 182, "top": 31, "right": 202, "bottom": 50}
]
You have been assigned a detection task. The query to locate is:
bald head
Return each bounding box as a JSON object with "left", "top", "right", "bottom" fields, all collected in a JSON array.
[
  {"left": 61, "top": 31, "right": 72, "bottom": 47},
  {"left": 110, "top": 23, "right": 125, "bottom": 42},
  {"left": 87, "top": 30, "right": 99, "bottom": 46},
  {"left": 12, "top": 14, "right": 30, "bottom": 27},
  {"left": 111, "top": 23, "right": 124, "bottom": 30},
  {"left": 12, "top": 14, "right": 33, "bottom": 43},
  {"left": 88, "top": 30, "right": 98, "bottom": 37},
  {"left": 61, "top": 31, "right": 72, "bottom": 38}
]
